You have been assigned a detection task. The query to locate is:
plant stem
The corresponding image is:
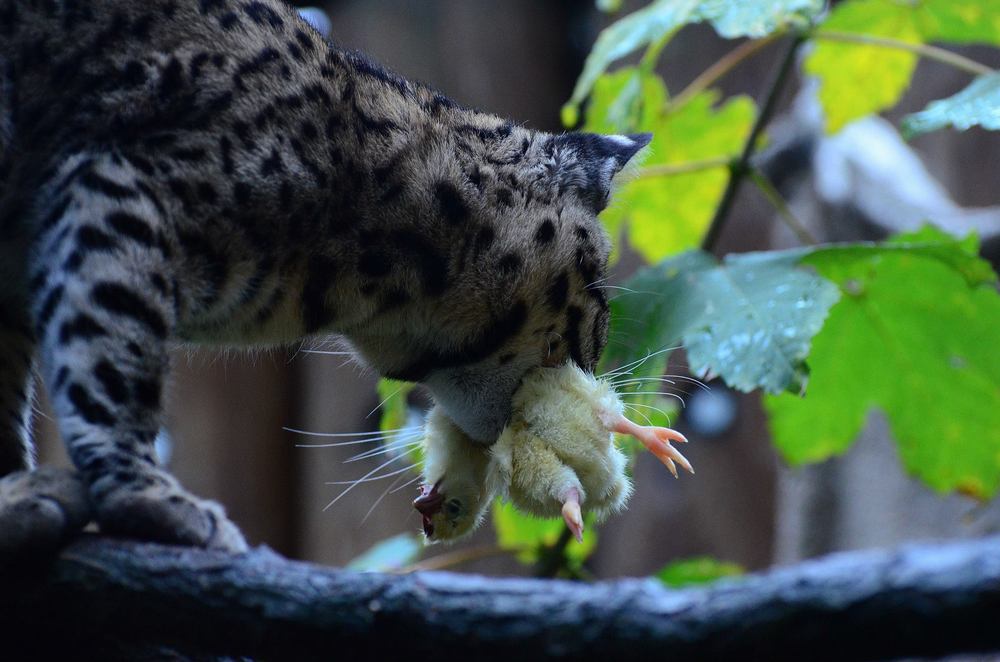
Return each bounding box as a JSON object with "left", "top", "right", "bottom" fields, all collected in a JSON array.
[
  {"left": 637, "top": 155, "right": 734, "bottom": 179},
  {"left": 747, "top": 167, "right": 818, "bottom": 245},
  {"left": 534, "top": 526, "right": 575, "bottom": 578},
  {"left": 400, "top": 544, "right": 524, "bottom": 573},
  {"left": 670, "top": 34, "right": 782, "bottom": 110},
  {"left": 813, "top": 30, "right": 994, "bottom": 77},
  {"left": 701, "top": 35, "right": 806, "bottom": 252}
]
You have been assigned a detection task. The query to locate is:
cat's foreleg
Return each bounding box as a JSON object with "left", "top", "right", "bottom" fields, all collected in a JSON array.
[{"left": 31, "top": 152, "right": 246, "bottom": 552}]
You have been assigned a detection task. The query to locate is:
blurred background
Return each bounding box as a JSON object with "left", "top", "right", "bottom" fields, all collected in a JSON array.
[{"left": 32, "top": 0, "right": 1000, "bottom": 577}]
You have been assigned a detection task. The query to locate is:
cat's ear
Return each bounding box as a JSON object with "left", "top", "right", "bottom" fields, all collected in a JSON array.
[{"left": 551, "top": 132, "right": 652, "bottom": 212}]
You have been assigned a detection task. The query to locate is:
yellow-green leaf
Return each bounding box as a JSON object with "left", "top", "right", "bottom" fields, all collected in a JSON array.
[
  {"left": 585, "top": 78, "right": 755, "bottom": 261},
  {"left": 376, "top": 378, "right": 424, "bottom": 467},
  {"left": 807, "top": 0, "right": 922, "bottom": 133},
  {"left": 377, "top": 378, "right": 416, "bottom": 433},
  {"left": 564, "top": 0, "right": 702, "bottom": 123},
  {"left": 492, "top": 500, "right": 597, "bottom": 567}
]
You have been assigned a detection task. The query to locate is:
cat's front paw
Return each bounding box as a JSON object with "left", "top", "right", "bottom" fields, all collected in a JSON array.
[
  {"left": 0, "top": 467, "right": 92, "bottom": 563},
  {"left": 93, "top": 470, "right": 248, "bottom": 553}
]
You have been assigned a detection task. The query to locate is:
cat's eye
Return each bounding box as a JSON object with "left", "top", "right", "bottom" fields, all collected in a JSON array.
[{"left": 445, "top": 499, "right": 462, "bottom": 516}]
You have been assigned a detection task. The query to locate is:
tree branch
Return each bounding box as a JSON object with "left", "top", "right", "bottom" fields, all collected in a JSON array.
[
  {"left": 4, "top": 534, "right": 1000, "bottom": 660},
  {"left": 701, "top": 35, "right": 805, "bottom": 252}
]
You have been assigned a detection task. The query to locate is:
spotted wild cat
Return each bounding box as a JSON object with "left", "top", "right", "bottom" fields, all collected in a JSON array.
[{"left": 0, "top": 0, "right": 650, "bottom": 555}]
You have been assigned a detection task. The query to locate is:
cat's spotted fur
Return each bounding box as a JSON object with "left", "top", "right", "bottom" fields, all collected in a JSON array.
[{"left": 0, "top": 0, "right": 649, "bottom": 554}]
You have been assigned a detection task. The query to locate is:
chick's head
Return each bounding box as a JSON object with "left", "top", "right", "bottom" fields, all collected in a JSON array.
[{"left": 414, "top": 407, "right": 496, "bottom": 543}]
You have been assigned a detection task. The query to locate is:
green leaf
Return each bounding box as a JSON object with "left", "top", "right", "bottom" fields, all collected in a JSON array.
[
  {"left": 697, "top": 0, "right": 822, "bottom": 39},
  {"left": 347, "top": 533, "right": 423, "bottom": 572},
  {"left": 597, "top": 0, "right": 624, "bottom": 12},
  {"left": 807, "top": 230, "right": 997, "bottom": 288},
  {"left": 376, "top": 378, "right": 424, "bottom": 467},
  {"left": 586, "top": 82, "right": 755, "bottom": 261},
  {"left": 902, "top": 72, "right": 1000, "bottom": 137},
  {"left": 584, "top": 68, "right": 668, "bottom": 135},
  {"left": 605, "top": 230, "right": 992, "bottom": 397},
  {"left": 807, "top": 0, "right": 922, "bottom": 133},
  {"left": 916, "top": 0, "right": 1000, "bottom": 45},
  {"left": 377, "top": 379, "right": 415, "bottom": 432},
  {"left": 564, "top": 0, "right": 702, "bottom": 122},
  {"left": 765, "top": 232, "right": 1000, "bottom": 499},
  {"left": 608, "top": 249, "right": 840, "bottom": 395},
  {"left": 492, "top": 500, "right": 597, "bottom": 567},
  {"left": 564, "top": 0, "right": 819, "bottom": 124},
  {"left": 655, "top": 556, "right": 744, "bottom": 587}
]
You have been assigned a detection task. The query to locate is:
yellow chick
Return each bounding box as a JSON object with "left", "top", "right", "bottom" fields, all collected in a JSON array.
[
  {"left": 414, "top": 363, "right": 692, "bottom": 543},
  {"left": 413, "top": 406, "right": 496, "bottom": 541},
  {"left": 492, "top": 363, "right": 690, "bottom": 541}
]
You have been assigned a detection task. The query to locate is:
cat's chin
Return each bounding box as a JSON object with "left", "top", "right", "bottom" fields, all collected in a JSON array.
[{"left": 422, "top": 369, "right": 519, "bottom": 444}]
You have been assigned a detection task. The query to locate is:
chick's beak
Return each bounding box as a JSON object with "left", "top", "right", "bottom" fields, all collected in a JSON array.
[{"left": 414, "top": 479, "right": 444, "bottom": 537}]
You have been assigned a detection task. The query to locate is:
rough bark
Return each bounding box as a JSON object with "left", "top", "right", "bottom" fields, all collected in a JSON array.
[{"left": 3, "top": 534, "right": 1000, "bottom": 660}]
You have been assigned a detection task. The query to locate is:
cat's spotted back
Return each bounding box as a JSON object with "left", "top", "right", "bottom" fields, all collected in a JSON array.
[{"left": 0, "top": 0, "right": 650, "bottom": 555}]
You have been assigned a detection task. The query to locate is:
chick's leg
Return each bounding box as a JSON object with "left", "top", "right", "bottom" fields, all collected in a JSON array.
[
  {"left": 511, "top": 436, "right": 586, "bottom": 541},
  {"left": 607, "top": 416, "right": 693, "bottom": 478},
  {"left": 561, "top": 487, "right": 584, "bottom": 543}
]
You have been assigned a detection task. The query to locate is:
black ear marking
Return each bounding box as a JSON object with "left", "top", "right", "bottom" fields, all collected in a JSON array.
[{"left": 552, "top": 132, "right": 652, "bottom": 212}]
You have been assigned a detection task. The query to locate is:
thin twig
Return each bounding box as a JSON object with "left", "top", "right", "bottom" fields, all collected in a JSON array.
[
  {"left": 636, "top": 156, "right": 734, "bottom": 179},
  {"left": 701, "top": 35, "right": 806, "bottom": 252},
  {"left": 814, "top": 30, "right": 994, "bottom": 77},
  {"left": 747, "top": 166, "right": 818, "bottom": 245},
  {"left": 670, "top": 34, "right": 782, "bottom": 110},
  {"left": 534, "top": 526, "right": 575, "bottom": 578},
  {"left": 400, "top": 544, "right": 525, "bottom": 573}
]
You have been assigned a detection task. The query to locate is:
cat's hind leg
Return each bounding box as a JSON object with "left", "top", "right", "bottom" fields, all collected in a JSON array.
[
  {"left": 0, "top": 260, "right": 92, "bottom": 562},
  {"left": 0, "top": 295, "right": 37, "bottom": 476},
  {"left": 31, "top": 152, "right": 245, "bottom": 552}
]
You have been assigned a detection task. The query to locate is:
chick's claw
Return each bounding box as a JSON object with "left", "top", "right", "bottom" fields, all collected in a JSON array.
[
  {"left": 561, "top": 488, "right": 585, "bottom": 543},
  {"left": 607, "top": 415, "right": 694, "bottom": 477}
]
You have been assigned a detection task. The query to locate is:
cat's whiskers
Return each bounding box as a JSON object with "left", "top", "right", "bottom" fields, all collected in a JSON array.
[
  {"left": 621, "top": 400, "right": 675, "bottom": 422},
  {"left": 298, "top": 349, "right": 355, "bottom": 356},
  {"left": 287, "top": 425, "right": 421, "bottom": 448},
  {"left": 360, "top": 471, "right": 426, "bottom": 525},
  {"left": 366, "top": 385, "right": 403, "bottom": 420},
  {"left": 344, "top": 436, "right": 423, "bottom": 463},
  {"left": 325, "top": 463, "right": 419, "bottom": 488},
  {"left": 621, "top": 402, "right": 655, "bottom": 427},
  {"left": 598, "top": 345, "right": 680, "bottom": 380},
  {"left": 324, "top": 453, "right": 420, "bottom": 510},
  {"left": 612, "top": 376, "right": 679, "bottom": 388},
  {"left": 360, "top": 471, "right": 411, "bottom": 525},
  {"left": 617, "top": 390, "right": 687, "bottom": 408},
  {"left": 583, "top": 275, "right": 612, "bottom": 290}
]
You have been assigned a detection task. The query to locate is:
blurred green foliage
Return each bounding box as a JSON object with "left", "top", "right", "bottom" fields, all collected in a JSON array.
[
  {"left": 655, "top": 556, "right": 745, "bottom": 587},
  {"left": 373, "top": 0, "right": 1000, "bottom": 580}
]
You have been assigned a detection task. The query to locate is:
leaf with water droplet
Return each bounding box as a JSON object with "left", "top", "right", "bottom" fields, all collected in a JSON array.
[
  {"left": 766, "top": 228, "right": 1000, "bottom": 499},
  {"left": 903, "top": 72, "right": 1000, "bottom": 137},
  {"left": 605, "top": 228, "right": 995, "bottom": 399}
]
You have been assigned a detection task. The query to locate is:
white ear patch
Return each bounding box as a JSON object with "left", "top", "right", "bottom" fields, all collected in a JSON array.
[{"left": 608, "top": 135, "right": 653, "bottom": 190}]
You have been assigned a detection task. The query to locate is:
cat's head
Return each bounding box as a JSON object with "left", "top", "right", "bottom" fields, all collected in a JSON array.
[
  {"left": 352, "top": 124, "right": 650, "bottom": 443},
  {"left": 421, "top": 129, "right": 651, "bottom": 442}
]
